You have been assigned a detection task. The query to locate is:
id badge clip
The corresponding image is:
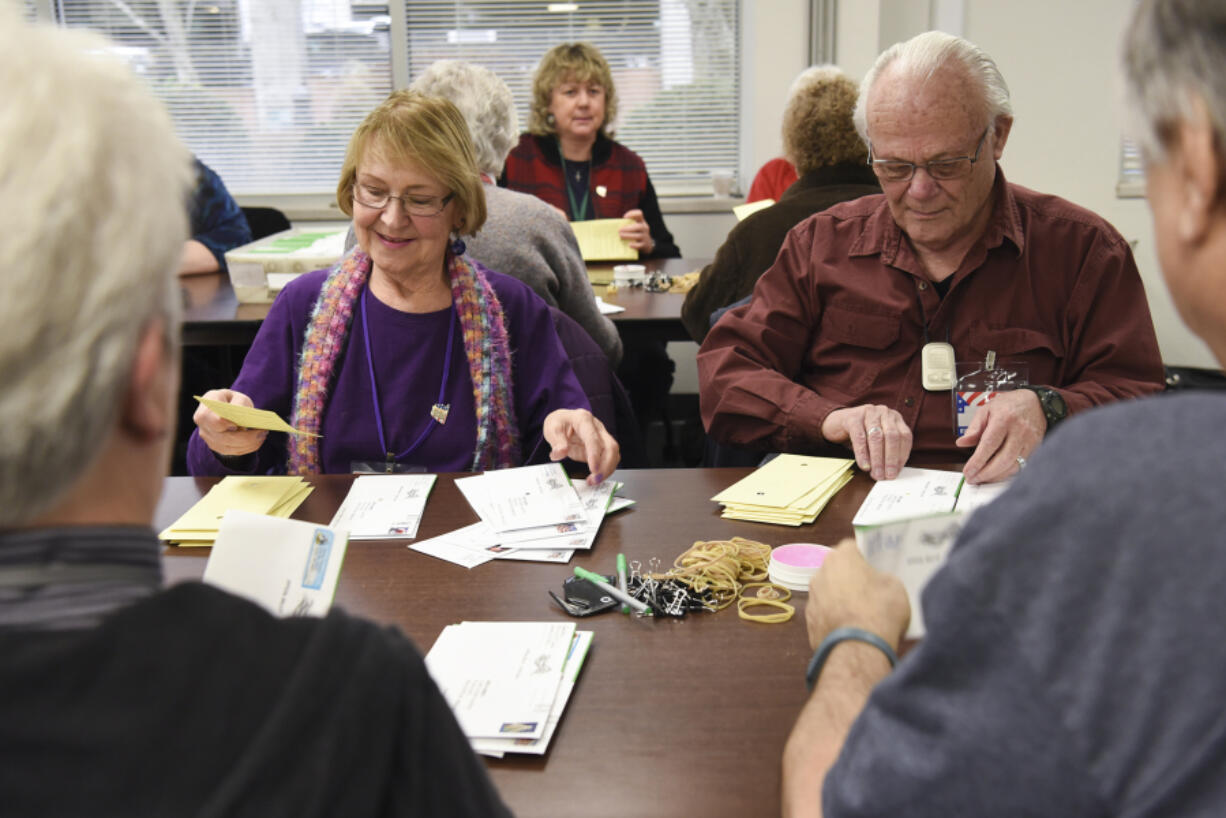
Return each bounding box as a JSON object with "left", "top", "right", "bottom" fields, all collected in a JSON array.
[
  {"left": 350, "top": 461, "right": 428, "bottom": 475},
  {"left": 953, "top": 351, "right": 1028, "bottom": 437},
  {"left": 921, "top": 342, "right": 956, "bottom": 391}
]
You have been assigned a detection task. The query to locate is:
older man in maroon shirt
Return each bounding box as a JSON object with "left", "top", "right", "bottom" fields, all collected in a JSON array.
[{"left": 699, "top": 31, "right": 1164, "bottom": 484}]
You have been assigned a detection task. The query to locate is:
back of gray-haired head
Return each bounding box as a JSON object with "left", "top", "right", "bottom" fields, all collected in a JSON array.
[
  {"left": 854, "top": 30, "right": 1012, "bottom": 141},
  {"left": 0, "top": 9, "right": 193, "bottom": 525},
  {"left": 410, "top": 61, "right": 519, "bottom": 177},
  {"left": 1123, "top": 0, "right": 1226, "bottom": 166}
]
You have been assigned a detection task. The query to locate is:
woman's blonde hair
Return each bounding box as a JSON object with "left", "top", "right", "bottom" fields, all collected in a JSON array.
[
  {"left": 782, "top": 66, "right": 868, "bottom": 174},
  {"left": 336, "top": 90, "right": 487, "bottom": 235},
  {"left": 529, "top": 42, "right": 618, "bottom": 137}
]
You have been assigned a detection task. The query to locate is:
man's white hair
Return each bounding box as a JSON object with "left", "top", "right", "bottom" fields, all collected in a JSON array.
[
  {"left": 853, "top": 30, "right": 1012, "bottom": 141},
  {"left": 410, "top": 60, "right": 519, "bottom": 177},
  {"left": 0, "top": 9, "right": 192, "bottom": 525}
]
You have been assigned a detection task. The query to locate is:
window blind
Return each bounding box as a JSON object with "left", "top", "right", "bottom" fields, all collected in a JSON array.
[
  {"left": 1118, "top": 136, "right": 1145, "bottom": 197},
  {"left": 52, "top": 0, "right": 739, "bottom": 197},
  {"left": 56, "top": 0, "right": 394, "bottom": 195}
]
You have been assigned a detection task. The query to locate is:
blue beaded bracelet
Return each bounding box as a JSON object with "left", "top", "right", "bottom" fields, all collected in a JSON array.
[{"left": 805, "top": 626, "right": 898, "bottom": 691}]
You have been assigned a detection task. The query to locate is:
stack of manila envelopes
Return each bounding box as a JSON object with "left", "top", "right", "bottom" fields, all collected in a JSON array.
[
  {"left": 711, "top": 454, "right": 855, "bottom": 525},
  {"left": 159, "top": 475, "right": 313, "bottom": 546}
]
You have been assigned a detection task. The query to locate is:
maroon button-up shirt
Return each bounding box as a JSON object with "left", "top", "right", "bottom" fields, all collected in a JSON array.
[{"left": 698, "top": 169, "right": 1165, "bottom": 460}]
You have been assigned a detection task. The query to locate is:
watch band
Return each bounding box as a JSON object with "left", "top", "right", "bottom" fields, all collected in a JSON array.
[
  {"left": 805, "top": 626, "right": 898, "bottom": 691},
  {"left": 1022, "top": 385, "right": 1067, "bottom": 429}
]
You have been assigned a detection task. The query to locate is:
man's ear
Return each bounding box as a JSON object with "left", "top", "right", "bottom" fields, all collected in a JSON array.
[
  {"left": 991, "top": 116, "right": 1013, "bottom": 160},
  {"left": 121, "top": 318, "right": 174, "bottom": 443},
  {"left": 1174, "top": 96, "right": 1220, "bottom": 244}
]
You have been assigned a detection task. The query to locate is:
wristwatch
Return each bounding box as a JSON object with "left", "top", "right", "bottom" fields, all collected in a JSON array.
[{"left": 1023, "top": 386, "right": 1068, "bottom": 430}]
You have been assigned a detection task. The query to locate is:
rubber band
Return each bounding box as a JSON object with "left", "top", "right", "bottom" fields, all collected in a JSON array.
[
  {"left": 737, "top": 596, "right": 794, "bottom": 624},
  {"left": 646, "top": 538, "right": 795, "bottom": 623}
]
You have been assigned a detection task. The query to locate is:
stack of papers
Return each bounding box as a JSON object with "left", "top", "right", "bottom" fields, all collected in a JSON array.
[
  {"left": 328, "top": 474, "right": 436, "bottom": 539},
  {"left": 710, "top": 454, "right": 855, "bottom": 525},
  {"left": 411, "top": 463, "right": 630, "bottom": 567},
  {"left": 852, "top": 467, "right": 1011, "bottom": 638},
  {"left": 425, "top": 621, "right": 591, "bottom": 757},
  {"left": 202, "top": 509, "right": 348, "bottom": 618},
  {"left": 851, "top": 467, "right": 1009, "bottom": 530},
  {"left": 159, "top": 475, "right": 313, "bottom": 546}
]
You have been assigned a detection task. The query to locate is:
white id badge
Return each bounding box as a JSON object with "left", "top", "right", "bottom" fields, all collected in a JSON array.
[{"left": 921, "top": 342, "right": 956, "bottom": 391}]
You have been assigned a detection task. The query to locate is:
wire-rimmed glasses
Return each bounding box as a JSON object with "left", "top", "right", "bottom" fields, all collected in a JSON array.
[
  {"left": 352, "top": 183, "right": 455, "bottom": 216},
  {"left": 868, "top": 127, "right": 989, "bottom": 183}
]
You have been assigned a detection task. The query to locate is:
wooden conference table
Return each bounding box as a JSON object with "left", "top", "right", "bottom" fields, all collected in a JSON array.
[
  {"left": 180, "top": 257, "right": 703, "bottom": 347},
  {"left": 154, "top": 466, "right": 878, "bottom": 818}
]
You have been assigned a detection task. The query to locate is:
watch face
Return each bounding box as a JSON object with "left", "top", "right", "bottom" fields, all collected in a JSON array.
[{"left": 1039, "top": 388, "right": 1067, "bottom": 423}]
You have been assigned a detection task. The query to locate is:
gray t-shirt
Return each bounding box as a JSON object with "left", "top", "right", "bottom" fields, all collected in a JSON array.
[{"left": 824, "top": 391, "right": 1226, "bottom": 817}]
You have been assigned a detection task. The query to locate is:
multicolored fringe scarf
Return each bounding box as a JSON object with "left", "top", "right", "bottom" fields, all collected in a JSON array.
[{"left": 287, "top": 246, "right": 519, "bottom": 474}]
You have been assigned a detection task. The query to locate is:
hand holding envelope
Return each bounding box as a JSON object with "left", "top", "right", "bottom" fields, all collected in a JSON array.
[{"left": 193, "top": 391, "right": 317, "bottom": 461}]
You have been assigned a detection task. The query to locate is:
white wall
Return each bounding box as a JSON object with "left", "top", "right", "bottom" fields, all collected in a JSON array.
[{"left": 961, "top": 0, "right": 1213, "bottom": 367}]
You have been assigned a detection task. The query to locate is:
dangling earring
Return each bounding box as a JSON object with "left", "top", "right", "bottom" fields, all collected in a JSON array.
[{"left": 450, "top": 235, "right": 466, "bottom": 256}]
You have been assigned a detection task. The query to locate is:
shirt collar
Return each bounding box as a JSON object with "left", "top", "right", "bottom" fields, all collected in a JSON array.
[
  {"left": 0, "top": 526, "right": 163, "bottom": 630},
  {"left": 848, "top": 163, "right": 1025, "bottom": 263},
  {"left": 784, "top": 163, "right": 880, "bottom": 200},
  {"left": 537, "top": 132, "right": 614, "bottom": 166}
]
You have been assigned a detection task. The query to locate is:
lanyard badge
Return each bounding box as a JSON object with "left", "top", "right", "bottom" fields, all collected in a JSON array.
[
  {"left": 921, "top": 342, "right": 956, "bottom": 391},
  {"left": 953, "top": 351, "right": 1029, "bottom": 436}
]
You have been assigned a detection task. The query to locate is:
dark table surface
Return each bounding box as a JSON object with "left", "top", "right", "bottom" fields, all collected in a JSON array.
[{"left": 155, "top": 466, "right": 879, "bottom": 818}]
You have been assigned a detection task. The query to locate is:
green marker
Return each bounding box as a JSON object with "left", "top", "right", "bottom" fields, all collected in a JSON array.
[
  {"left": 574, "top": 565, "right": 651, "bottom": 615},
  {"left": 616, "top": 553, "right": 630, "bottom": 614}
]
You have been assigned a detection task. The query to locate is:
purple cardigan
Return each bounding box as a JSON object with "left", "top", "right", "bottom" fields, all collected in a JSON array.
[{"left": 187, "top": 267, "right": 590, "bottom": 475}]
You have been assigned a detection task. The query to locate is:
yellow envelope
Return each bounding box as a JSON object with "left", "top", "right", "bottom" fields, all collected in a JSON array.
[
  {"left": 711, "top": 454, "right": 854, "bottom": 508},
  {"left": 733, "top": 199, "right": 775, "bottom": 221},
  {"left": 194, "top": 396, "right": 319, "bottom": 437},
  {"left": 570, "top": 219, "right": 636, "bottom": 261},
  {"left": 159, "top": 476, "right": 312, "bottom": 542}
]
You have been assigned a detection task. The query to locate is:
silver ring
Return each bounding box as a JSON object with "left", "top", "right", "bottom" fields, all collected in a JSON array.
[
  {"left": 867, "top": 426, "right": 883, "bottom": 437},
  {"left": 1016, "top": 456, "right": 1027, "bottom": 470}
]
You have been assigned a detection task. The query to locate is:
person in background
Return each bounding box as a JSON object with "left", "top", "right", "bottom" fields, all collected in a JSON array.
[
  {"left": 746, "top": 156, "right": 799, "bottom": 203},
  {"left": 190, "top": 91, "right": 619, "bottom": 479},
  {"left": 501, "top": 41, "right": 680, "bottom": 259},
  {"left": 0, "top": 13, "right": 512, "bottom": 816},
  {"left": 346, "top": 60, "right": 622, "bottom": 365},
  {"left": 682, "top": 66, "right": 880, "bottom": 344},
  {"left": 178, "top": 157, "right": 252, "bottom": 276},
  {"left": 699, "top": 31, "right": 1164, "bottom": 483},
  {"left": 782, "top": 2, "right": 1226, "bottom": 815}
]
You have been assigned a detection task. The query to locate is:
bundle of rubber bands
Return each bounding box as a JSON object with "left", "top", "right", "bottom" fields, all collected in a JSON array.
[{"left": 627, "top": 537, "right": 795, "bottom": 624}]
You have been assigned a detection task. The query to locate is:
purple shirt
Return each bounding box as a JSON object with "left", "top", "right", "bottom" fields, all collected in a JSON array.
[{"left": 188, "top": 267, "right": 589, "bottom": 475}]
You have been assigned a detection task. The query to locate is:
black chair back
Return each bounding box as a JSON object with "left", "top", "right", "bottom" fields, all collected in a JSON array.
[{"left": 240, "top": 206, "right": 292, "bottom": 241}]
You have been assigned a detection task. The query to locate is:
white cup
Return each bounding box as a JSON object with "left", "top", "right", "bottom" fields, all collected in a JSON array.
[
  {"left": 711, "top": 170, "right": 735, "bottom": 197},
  {"left": 613, "top": 264, "right": 647, "bottom": 285}
]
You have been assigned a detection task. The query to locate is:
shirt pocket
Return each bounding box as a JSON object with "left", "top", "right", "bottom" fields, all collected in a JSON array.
[
  {"left": 810, "top": 304, "right": 901, "bottom": 398},
  {"left": 965, "top": 323, "right": 1065, "bottom": 384}
]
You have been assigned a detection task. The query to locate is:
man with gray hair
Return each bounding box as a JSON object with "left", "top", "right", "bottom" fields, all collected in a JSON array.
[
  {"left": 0, "top": 13, "right": 509, "bottom": 816},
  {"left": 782, "top": 2, "right": 1226, "bottom": 815},
  {"left": 700, "top": 31, "right": 1164, "bottom": 483}
]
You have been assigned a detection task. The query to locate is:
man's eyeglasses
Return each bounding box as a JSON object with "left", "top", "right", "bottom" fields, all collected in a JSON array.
[
  {"left": 352, "top": 183, "right": 454, "bottom": 216},
  {"left": 868, "top": 128, "right": 989, "bottom": 183}
]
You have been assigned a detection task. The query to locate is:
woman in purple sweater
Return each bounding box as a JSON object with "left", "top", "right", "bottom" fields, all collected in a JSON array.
[{"left": 189, "top": 92, "right": 619, "bottom": 480}]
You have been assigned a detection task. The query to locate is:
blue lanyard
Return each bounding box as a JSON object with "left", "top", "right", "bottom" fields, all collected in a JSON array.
[{"left": 360, "top": 285, "right": 456, "bottom": 465}]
